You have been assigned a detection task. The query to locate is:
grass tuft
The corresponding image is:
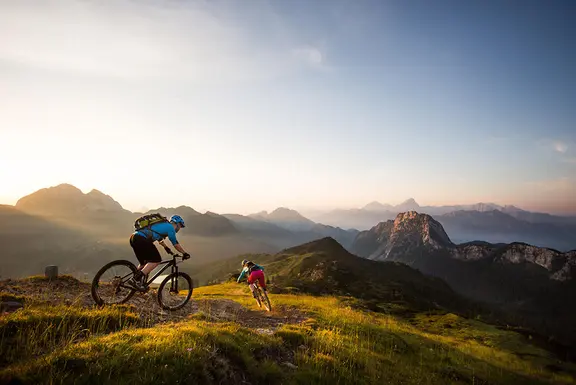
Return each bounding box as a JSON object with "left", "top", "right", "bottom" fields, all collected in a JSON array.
[{"left": 0, "top": 304, "right": 140, "bottom": 367}]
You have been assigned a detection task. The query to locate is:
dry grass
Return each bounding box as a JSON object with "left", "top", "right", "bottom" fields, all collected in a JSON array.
[{"left": 0, "top": 282, "right": 575, "bottom": 384}]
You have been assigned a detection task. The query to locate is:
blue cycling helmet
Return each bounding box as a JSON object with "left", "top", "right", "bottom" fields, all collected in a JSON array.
[
  {"left": 241, "top": 259, "right": 249, "bottom": 266},
  {"left": 169, "top": 215, "right": 186, "bottom": 227}
]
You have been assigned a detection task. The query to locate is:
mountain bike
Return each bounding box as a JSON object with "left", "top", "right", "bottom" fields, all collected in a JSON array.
[
  {"left": 91, "top": 252, "right": 193, "bottom": 311},
  {"left": 252, "top": 281, "right": 272, "bottom": 312}
]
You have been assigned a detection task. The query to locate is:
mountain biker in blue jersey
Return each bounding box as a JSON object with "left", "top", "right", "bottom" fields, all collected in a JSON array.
[
  {"left": 128, "top": 215, "right": 190, "bottom": 290},
  {"left": 237, "top": 260, "right": 266, "bottom": 298}
]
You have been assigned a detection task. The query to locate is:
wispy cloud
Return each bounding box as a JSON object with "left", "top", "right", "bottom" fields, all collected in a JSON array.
[
  {"left": 292, "top": 46, "right": 325, "bottom": 68},
  {"left": 553, "top": 140, "right": 568, "bottom": 153},
  {"left": 538, "top": 138, "right": 571, "bottom": 154},
  {"left": 0, "top": 0, "right": 326, "bottom": 85}
]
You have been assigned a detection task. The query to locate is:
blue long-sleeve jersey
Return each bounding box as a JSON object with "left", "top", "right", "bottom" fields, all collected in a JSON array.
[{"left": 134, "top": 222, "right": 179, "bottom": 245}]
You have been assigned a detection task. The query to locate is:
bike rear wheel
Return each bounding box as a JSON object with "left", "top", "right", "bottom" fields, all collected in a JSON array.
[
  {"left": 91, "top": 260, "right": 137, "bottom": 306},
  {"left": 157, "top": 272, "right": 193, "bottom": 310}
]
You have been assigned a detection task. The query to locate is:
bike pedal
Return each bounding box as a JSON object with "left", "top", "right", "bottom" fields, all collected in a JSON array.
[{"left": 128, "top": 281, "right": 149, "bottom": 293}]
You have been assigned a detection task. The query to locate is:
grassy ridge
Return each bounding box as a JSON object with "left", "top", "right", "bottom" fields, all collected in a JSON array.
[
  {"left": 1, "top": 282, "right": 575, "bottom": 384},
  {"left": 196, "top": 284, "right": 576, "bottom": 384},
  {"left": 0, "top": 301, "right": 141, "bottom": 368},
  {"left": 191, "top": 238, "right": 470, "bottom": 316},
  {"left": 2, "top": 319, "right": 286, "bottom": 384}
]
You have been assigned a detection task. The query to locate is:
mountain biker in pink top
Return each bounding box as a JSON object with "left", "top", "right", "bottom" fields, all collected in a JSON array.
[{"left": 237, "top": 259, "right": 266, "bottom": 298}]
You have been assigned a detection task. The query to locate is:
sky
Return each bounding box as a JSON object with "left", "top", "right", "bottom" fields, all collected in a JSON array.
[{"left": 1, "top": 0, "right": 575, "bottom": 215}]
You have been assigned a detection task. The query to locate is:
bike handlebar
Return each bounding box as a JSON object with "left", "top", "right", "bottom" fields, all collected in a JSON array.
[
  {"left": 165, "top": 249, "right": 190, "bottom": 260},
  {"left": 174, "top": 253, "right": 190, "bottom": 260}
]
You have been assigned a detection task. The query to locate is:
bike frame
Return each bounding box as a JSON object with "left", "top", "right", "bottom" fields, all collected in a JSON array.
[
  {"left": 144, "top": 255, "right": 181, "bottom": 286},
  {"left": 250, "top": 280, "right": 271, "bottom": 311},
  {"left": 118, "top": 255, "right": 182, "bottom": 290},
  {"left": 253, "top": 280, "right": 263, "bottom": 291}
]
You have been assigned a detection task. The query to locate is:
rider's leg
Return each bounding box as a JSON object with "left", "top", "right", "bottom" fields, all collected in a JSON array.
[
  {"left": 247, "top": 273, "right": 257, "bottom": 297},
  {"left": 130, "top": 235, "right": 161, "bottom": 288},
  {"left": 253, "top": 270, "right": 266, "bottom": 291},
  {"left": 140, "top": 262, "right": 159, "bottom": 276},
  {"left": 130, "top": 235, "right": 146, "bottom": 283},
  {"left": 132, "top": 262, "right": 158, "bottom": 286}
]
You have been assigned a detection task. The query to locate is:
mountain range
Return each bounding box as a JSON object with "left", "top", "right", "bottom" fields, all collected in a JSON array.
[
  {"left": 2, "top": 183, "right": 576, "bottom": 279},
  {"left": 194, "top": 236, "right": 471, "bottom": 315},
  {"left": 192, "top": 215, "right": 576, "bottom": 352},
  {"left": 0, "top": 184, "right": 357, "bottom": 278},
  {"left": 307, "top": 198, "right": 576, "bottom": 251},
  {"left": 350, "top": 211, "right": 576, "bottom": 345}
]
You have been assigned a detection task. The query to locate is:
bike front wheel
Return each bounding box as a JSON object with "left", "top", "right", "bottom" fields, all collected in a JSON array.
[
  {"left": 253, "top": 287, "right": 263, "bottom": 308},
  {"left": 91, "top": 260, "right": 137, "bottom": 306},
  {"left": 157, "top": 272, "right": 193, "bottom": 310}
]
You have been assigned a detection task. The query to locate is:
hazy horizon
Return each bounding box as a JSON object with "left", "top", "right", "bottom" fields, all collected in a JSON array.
[
  {"left": 1, "top": 0, "right": 575, "bottom": 215},
  {"left": 4, "top": 182, "right": 576, "bottom": 217}
]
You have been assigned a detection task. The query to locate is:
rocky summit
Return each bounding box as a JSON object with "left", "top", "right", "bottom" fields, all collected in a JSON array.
[{"left": 353, "top": 211, "right": 575, "bottom": 282}]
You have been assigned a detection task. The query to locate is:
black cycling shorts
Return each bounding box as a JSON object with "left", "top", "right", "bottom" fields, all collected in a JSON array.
[{"left": 129, "top": 234, "right": 161, "bottom": 264}]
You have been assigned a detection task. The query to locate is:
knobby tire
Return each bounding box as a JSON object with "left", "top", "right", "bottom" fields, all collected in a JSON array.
[
  {"left": 91, "top": 260, "right": 137, "bottom": 306},
  {"left": 157, "top": 272, "right": 193, "bottom": 310}
]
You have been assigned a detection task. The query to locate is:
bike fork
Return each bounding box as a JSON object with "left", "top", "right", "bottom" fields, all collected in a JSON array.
[{"left": 170, "top": 264, "right": 179, "bottom": 293}]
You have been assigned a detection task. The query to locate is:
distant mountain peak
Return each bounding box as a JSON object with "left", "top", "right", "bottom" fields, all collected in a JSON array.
[
  {"left": 396, "top": 198, "right": 420, "bottom": 209},
  {"left": 267, "top": 207, "right": 313, "bottom": 222},
  {"left": 353, "top": 210, "right": 576, "bottom": 280},
  {"left": 394, "top": 210, "right": 434, "bottom": 225},
  {"left": 363, "top": 201, "right": 393, "bottom": 211},
  {"left": 502, "top": 205, "right": 526, "bottom": 214},
  {"left": 25, "top": 183, "right": 84, "bottom": 197},
  {"left": 271, "top": 207, "right": 298, "bottom": 214},
  {"left": 282, "top": 236, "right": 349, "bottom": 256},
  {"left": 86, "top": 188, "right": 122, "bottom": 202},
  {"left": 54, "top": 183, "right": 83, "bottom": 192},
  {"left": 147, "top": 206, "right": 201, "bottom": 216},
  {"left": 248, "top": 210, "right": 268, "bottom": 218},
  {"left": 268, "top": 207, "right": 306, "bottom": 217},
  {"left": 354, "top": 211, "right": 454, "bottom": 262},
  {"left": 15, "top": 183, "right": 126, "bottom": 214},
  {"left": 442, "top": 209, "right": 513, "bottom": 220},
  {"left": 87, "top": 188, "right": 106, "bottom": 196},
  {"left": 247, "top": 207, "right": 316, "bottom": 232},
  {"left": 392, "top": 211, "right": 453, "bottom": 247},
  {"left": 84, "top": 189, "right": 124, "bottom": 211}
]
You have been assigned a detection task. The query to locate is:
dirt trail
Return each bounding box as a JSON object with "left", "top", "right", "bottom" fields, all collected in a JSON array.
[{"left": 0, "top": 277, "right": 308, "bottom": 331}]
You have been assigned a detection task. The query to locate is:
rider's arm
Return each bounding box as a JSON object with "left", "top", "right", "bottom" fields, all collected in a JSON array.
[
  {"left": 174, "top": 243, "right": 188, "bottom": 254},
  {"left": 165, "top": 227, "right": 188, "bottom": 254},
  {"left": 237, "top": 267, "right": 247, "bottom": 283}
]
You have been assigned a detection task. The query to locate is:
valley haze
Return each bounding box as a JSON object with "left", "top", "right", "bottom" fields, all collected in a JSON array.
[{"left": 1, "top": 183, "right": 575, "bottom": 281}]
